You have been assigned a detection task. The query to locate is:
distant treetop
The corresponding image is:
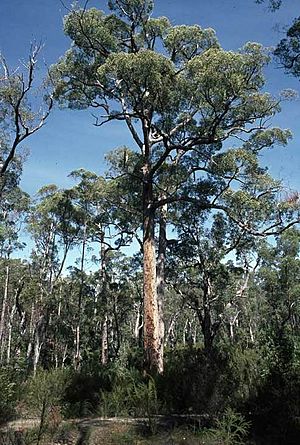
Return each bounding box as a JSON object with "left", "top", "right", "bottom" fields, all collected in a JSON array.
[{"left": 255, "top": 0, "right": 282, "bottom": 11}]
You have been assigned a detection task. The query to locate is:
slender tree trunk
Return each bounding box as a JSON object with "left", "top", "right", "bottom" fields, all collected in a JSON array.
[
  {"left": 54, "top": 283, "right": 62, "bottom": 368},
  {"left": 201, "top": 277, "right": 216, "bottom": 352},
  {"left": 249, "top": 321, "right": 255, "bottom": 343},
  {"left": 6, "top": 302, "right": 16, "bottom": 364},
  {"left": 112, "top": 294, "right": 121, "bottom": 357},
  {"left": 156, "top": 202, "right": 167, "bottom": 373},
  {"left": 62, "top": 344, "right": 68, "bottom": 368},
  {"left": 99, "top": 238, "right": 109, "bottom": 365},
  {"left": 74, "top": 325, "right": 80, "bottom": 369},
  {"left": 229, "top": 311, "right": 240, "bottom": 342},
  {"left": 37, "top": 398, "right": 47, "bottom": 445},
  {"left": 74, "top": 223, "right": 87, "bottom": 370},
  {"left": 26, "top": 302, "right": 35, "bottom": 362},
  {"left": 33, "top": 325, "right": 42, "bottom": 376},
  {"left": 0, "top": 262, "right": 10, "bottom": 360},
  {"left": 165, "top": 315, "right": 176, "bottom": 347},
  {"left": 183, "top": 319, "right": 189, "bottom": 346},
  {"left": 202, "top": 306, "right": 213, "bottom": 351},
  {"left": 193, "top": 318, "right": 197, "bottom": 345},
  {"left": 101, "top": 315, "right": 108, "bottom": 365},
  {"left": 6, "top": 272, "right": 24, "bottom": 364},
  {"left": 134, "top": 302, "right": 143, "bottom": 345}
]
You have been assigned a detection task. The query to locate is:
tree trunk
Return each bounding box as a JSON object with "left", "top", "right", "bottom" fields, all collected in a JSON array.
[
  {"left": 134, "top": 302, "right": 143, "bottom": 345},
  {"left": 0, "top": 263, "right": 10, "bottom": 360},
  {"left": 201, "top": 276, "right": 217, "bottom": 352},
  {"left": 74, "top": 223, "right": 87, "bottom": 370},
  {"left": 202, "top": 306, "right": 214, "bottom": 352},
  {"left": 101, "top": 315, "right": 108, "bottom": 365},
  {"left": 6, "top": 302, "right": 16, "bottom": 364},
  {"left": 100, "top": 237, "right": 109, "bottom": 365},
  {"left": 156, "top": 202, "right": 167, "bottom": 373},
  {"left": 143, "top": 177, "right": 161, "bottom": 373},
  {"left": 33, "top": 324, "right": 42, "bottom": 376},
  {"left": 26, "top": 302, "right": 35, "bottom": 362},
  {"left": 112, "top": 294, "right": 121, "bottom": 357}
]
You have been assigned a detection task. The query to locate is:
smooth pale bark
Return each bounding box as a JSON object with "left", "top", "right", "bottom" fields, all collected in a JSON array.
[
  {"left": 74, "top": 222, "right": 87, "bottom": 370},
  {"left": 183, "top": 319, "right": 189, "bottom": 346},
  {"left": 6, "top": 302, "right": 16, "bottom": 364},
  {"left": 26, "top": 302, "right": 35, "bottom": 361},
  {"left": 249, "top": 321, "right": 255, "bottom": 343},
  {"left": 100, "top": 239, "right": 109, "bottom": 365},
  {"left": 33, "top": 321, "right": 43, "bottom": 376},
  {"left": 62, "top": 344, "right": 68, "bottom": 368},
  {"left": 112, "top": 294, "right": 121, "bottom": 357},
  {"left": 0, "top": 263, "right": 9, "bottom": 360},
  {"left": 101, "top": 315, "right": 108, "bottom": 365},
  {"left": 134, "top": 302, "right": 143, "bottom": 345},
  {"left": 165, "top": 315, "right": 177, "bottom": 347},
  {"left": 7, "top": 278, "right": 25, "bottom": 364}
]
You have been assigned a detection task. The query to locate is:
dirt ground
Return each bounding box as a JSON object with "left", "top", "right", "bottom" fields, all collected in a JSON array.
[{"left": 0, "top": 416, "right": 211, "bottom": 445}]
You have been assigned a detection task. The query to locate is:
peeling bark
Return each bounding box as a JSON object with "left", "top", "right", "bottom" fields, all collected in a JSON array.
[
  {"left": 143, "top": 172, "right": 161, "bottom": 373},
  {"left": 156, "top": 202, "right": 167, "bottom": 373}
]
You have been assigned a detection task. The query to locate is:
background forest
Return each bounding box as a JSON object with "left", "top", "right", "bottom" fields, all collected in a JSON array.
[{"left": 1, "top": 0, "right": 300, "bottom": 444}]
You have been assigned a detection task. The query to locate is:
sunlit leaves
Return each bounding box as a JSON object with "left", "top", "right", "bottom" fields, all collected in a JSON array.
[
  {"left": 97, "top": 50, "right": 177, "bottom": 113},
  {"left": 164, "top": 25, "right": 219, "bottom": 63},
  {"left": 185, "top": 44, "right": 276, "bottom": 134},
  {"left": 143, "top": 17, "right": 170, "bottom": 49},
  {"left": 108, "top": 0, "right": 154, "bottom": 24},
  {"left": 64, "top": 8, "right": 118, "bottom": 56}
]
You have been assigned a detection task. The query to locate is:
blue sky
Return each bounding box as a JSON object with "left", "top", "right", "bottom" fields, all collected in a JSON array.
[{"left": 0, "top": 0, "right": 299, "bottom": 196}]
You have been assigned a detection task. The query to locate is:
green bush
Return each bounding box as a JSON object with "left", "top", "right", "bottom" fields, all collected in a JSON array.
[
  {"left": 158, "top": 347, "right": 232, "bottom": 415},
  {"left": 206, "top": 408, "right": 250, "bottom": 445},
  {"left": 24, "top": 368, "right": 69, "bottom": 444},
  {"left": 0, "top": 369, "right": 19, "bottom": 424},
  {"left": 98, "top": 367, "right": 160, "bottom": 431},
  {"left": 63, "top": 365, "right": 114, "bottom": 417}
]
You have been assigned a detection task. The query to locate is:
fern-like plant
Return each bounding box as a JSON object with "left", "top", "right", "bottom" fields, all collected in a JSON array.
[{"left": 207, "top": 408, "right": 251, "bottom": 445}]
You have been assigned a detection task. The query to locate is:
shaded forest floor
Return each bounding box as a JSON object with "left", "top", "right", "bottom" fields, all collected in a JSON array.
[{"left": 0, "top": 415, "right": 254, "bottom": 445}]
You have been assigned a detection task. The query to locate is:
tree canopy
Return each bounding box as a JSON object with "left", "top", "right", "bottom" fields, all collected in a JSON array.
[
  {"left": 0, "top": 1, "right": 300, "bottom": 442},
  {"left": 47, "top": 0, "right": 299, "bottom": 373}
]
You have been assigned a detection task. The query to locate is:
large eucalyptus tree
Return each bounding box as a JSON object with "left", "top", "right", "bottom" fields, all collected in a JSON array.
[{"left": 51, "top": 0, "right": 294, "bottom": 373}]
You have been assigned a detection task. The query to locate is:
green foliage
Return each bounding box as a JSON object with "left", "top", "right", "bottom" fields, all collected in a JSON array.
[
  {"left": 159, "top": 348, "right": 233, "bottom": 414},
  {"left": 256, "top": 0, "right": 282, "bottom": 11},
  {"left": 63, "top": 367, "right": 113, "bottom": 417},
  {"left": 98, "top": 367, "right": 160, "bottom": 424},
  {"left": 207, "top": 408, "right": 250, "bottom": 445},
  {"left": 24, "top": 368, "right": 69, "bottom": 444},
  {"left": 0, "top": 369, "right": 19, "bottom": 424},
  {"left": 247, "top": 364, "right": 300, "bottom": 444},
  {"left": 1, "top": 2, "right": 300, "bottom": 443},
  {"left": 64, "top": 8, "right": 118, "bottom": 54},
  {"left": 164, "top": 25, "right": 219, "bottom": 63},
  {"left": 275, "top": 16, "right": 300, "bottom": 79},
  {"left": 25, "top": 369, "right": 68, "bottom": 413},
  {"left": 97, "top": 50, "right": 177, "bottom": 113},
  {"left": 225, "top": 346, "right": 268, "bottom": 402},
  {"left": 0, "top": 430, "right": 33, "bottom": 445},
  {"left": 108, "top": 0, "right": 154, "bottom": 23}
]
